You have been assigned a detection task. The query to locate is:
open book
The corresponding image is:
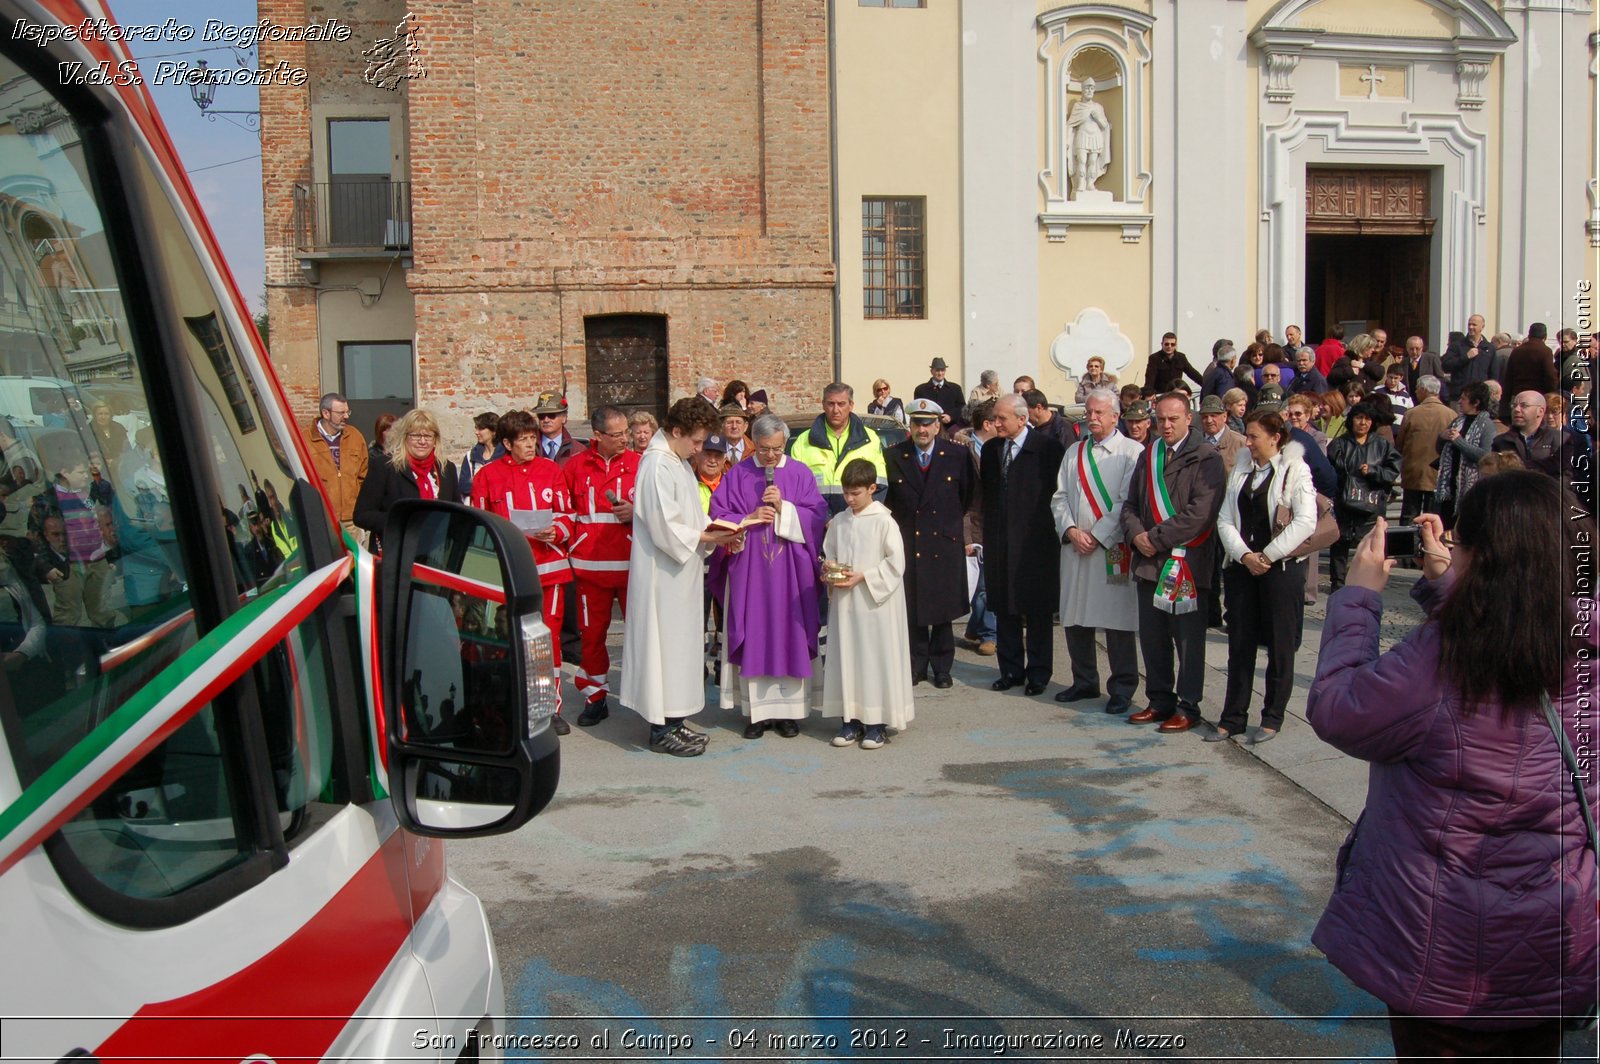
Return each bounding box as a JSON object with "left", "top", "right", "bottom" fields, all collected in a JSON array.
[{"left": 706, "top": 514, "right": 765, "bottom": 533}]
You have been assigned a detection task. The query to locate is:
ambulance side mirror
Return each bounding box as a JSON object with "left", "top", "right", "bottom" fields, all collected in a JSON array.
[{"left": 378, "top": 500, "right": 561, "bottom": 838}]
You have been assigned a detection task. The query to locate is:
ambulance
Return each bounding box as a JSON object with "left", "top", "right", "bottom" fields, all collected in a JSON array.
[{"left": 0, "top": 2, "right": 561, "bottom": 1060}]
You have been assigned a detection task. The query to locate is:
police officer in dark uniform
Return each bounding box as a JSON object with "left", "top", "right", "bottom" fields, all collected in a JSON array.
[
  {"left": 884, "top": 399, "right": 975, "bottom": 687},
  {"left": 913, "top": 358, "right": 968, "bottom": 432}
]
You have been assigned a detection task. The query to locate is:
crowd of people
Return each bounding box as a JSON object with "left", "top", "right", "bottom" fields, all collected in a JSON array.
[
  {"left": 300, "top": 318, "right": 1595, "bottom": 1057},
  {"left": 300, "top": 316, "right": 1596, "bottom": 756}
]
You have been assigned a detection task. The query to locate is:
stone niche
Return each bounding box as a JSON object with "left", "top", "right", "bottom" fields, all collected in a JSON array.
[{"left": 1037, "top": 4, "right": 1154, "bottom": 244}]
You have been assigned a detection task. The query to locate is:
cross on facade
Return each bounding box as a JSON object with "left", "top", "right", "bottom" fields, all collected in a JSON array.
[{"left": 1360, "top": 64, "right": 1385, "bottom": 100}]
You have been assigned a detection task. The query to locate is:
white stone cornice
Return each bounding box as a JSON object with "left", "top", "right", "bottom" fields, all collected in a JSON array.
[
  {"left": 1037, "top": 4, "right": 1155, "bottom": 35},
  {"left": 1039, "top": 210, "right": 1152, "bottom": 243}
]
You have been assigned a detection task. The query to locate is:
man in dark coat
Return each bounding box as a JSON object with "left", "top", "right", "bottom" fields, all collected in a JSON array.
[
  {"left": 1200, "top": 340, "right": 1238, "bottom": 401},
  {"left": 1397, "top": 336, "right": 1447, "bottom": 399},
  {"left": 1443, "top": 313, "right": 1495, "bottom": 392},
  {"left": 1143, "top": 332, "right": 1204, "bottom": 394},
  {"left": 1119, "top": 393, "right": 1226, "bottom": 733},
  {"left": 884, "top": 399, "right": 975, "bottom": 688},
  {"left": 1499, "top": 324, "right": 1558, "bottom": 420},
  {"left": 913, "top": 357, "right": 968, "bottom": 432},
  {"left": 1492, "top": 390, "right": 1593, "bottom": 511},
  {"left": 980, "top": 394, "right": 1065, "bottom": 695}
]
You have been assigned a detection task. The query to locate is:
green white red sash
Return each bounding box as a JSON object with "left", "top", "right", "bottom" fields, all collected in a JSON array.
[
  {"left": 1078, "top": 441, "right": 1130, "bottom": 583},
  {"left": 1148, "top": 442, "right": 1209, "bottom": 613}
]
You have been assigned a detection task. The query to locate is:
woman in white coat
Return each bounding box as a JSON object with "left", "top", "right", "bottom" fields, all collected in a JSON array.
[
  {"left": 1210, "top": 408, "right": 1318, "bottom": 744},
  {"left": 620, "top": 399, "right": 741, "bottom": 757}
]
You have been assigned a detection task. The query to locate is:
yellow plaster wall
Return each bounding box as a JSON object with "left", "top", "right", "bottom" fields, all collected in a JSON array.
[
  {"left": 1284, "top": 0, "right": 1455, "bottom": 37},
  {"left": 835, "top": 1, "right": 962, "bottom": 403},
  {"left": 1035, "top": 229, "right": 1152, "bottom": 401}
]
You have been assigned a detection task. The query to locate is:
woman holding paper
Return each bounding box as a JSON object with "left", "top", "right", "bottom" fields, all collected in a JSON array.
[{"left": 471, "top": 408, "right": 577, "bottom": 731}]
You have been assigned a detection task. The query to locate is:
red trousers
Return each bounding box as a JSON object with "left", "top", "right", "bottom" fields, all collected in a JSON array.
[
  {"left": 573, "top": 579, "right": 626, "bottom": 705},
  {"left": 543, "top": 581, "right": 567, "bottom": 714}
]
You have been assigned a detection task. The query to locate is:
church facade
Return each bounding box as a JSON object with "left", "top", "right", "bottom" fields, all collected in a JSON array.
[{"left": 841, "top": 0, "right": 1596, "bottom": 404}]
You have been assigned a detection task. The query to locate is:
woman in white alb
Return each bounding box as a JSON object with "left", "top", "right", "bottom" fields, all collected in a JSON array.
[{"left": 620, "top": 399, "right": 741, "bottom": 757}]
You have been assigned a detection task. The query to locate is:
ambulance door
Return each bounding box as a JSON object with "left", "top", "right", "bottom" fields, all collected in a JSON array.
[{"left": 0, "top": 28, "right": 450, "bottom": 1061}]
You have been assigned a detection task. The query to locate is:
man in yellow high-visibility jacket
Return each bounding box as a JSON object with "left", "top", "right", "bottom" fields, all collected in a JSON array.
[{"left": 787, "top": 382, "right": 887, "bottom": 517}]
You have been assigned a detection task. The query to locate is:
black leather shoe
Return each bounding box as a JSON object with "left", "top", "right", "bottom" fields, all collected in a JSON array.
[
  {"left": 991, "top": 677, "right": 1022, "bottom": 691},
  {"left": 1024, "top": 682, "right": 1048, "bottom": 697},
  {"left": 743, "top": 721, "right": 767, "bottom": 739},
  {"left": 551, "top": 714, "right": 571, "bottom": 736},
  {"left": 913, "top": 672, "right": 928, "bottom": 686},
  {"left": 775, "top": 719, "right": 800, "bottom": 738},
  {"left": 932, "top": 673, "right": 953, "bottom": 689},
  {"left": 1053, "top": 683, "right": 1101, "bottom": 703},
  {"left": 1103, "top": 700, "right": 1132, "bottom": 715},
  {"left": 577, "top": 700, "right": 609, "bottom": 727}
]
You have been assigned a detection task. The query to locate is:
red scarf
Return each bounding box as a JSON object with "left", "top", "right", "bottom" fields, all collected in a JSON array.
[{"left": 409, "top": 454, "right": 439, "bottom": 500}]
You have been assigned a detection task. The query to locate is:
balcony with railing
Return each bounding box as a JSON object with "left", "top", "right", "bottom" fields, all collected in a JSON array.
[{"left": 292, "top": 180, "right": 412, "bottom": 258}]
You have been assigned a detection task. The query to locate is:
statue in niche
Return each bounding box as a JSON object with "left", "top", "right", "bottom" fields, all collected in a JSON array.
[{"left": 1065, "top": 76, "right": 1112, "bottom": 196}]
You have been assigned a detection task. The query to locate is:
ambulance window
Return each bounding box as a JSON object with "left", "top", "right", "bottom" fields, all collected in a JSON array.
[{"left": 117, "top": 149, "right": 344, "bottom": 848}]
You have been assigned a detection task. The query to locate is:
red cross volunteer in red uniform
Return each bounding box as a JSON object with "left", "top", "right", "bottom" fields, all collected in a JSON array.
[
  {"left": 472, "top": 408, "right": 577, "bottom": 731},
  {"left": 563, "top": 405, "right": 640, "bottom": 725}
]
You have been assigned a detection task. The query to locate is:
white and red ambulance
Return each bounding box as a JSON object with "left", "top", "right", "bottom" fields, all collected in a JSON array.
[{"left": 0, "top": 2, "right": 561, "bottom": 1060}]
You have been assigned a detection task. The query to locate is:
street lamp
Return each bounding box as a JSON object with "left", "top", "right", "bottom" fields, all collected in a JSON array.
[{"left": 187, "top": 60, "right": 259, "bottom": 130}]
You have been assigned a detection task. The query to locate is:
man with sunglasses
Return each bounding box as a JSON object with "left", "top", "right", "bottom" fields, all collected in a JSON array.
[
  {"left": 534, "top": 390, "right": 587, "bottom": 466},
  {"left": 1142, "top": 332, "right": 1203, "bottom": 394}
]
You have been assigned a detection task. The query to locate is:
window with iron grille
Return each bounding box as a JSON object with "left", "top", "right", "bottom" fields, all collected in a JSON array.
[{"left": 862, "top": 197, "right": 925, "bottom": 320}]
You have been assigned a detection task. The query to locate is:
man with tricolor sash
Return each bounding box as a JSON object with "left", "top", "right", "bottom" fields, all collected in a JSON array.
[
  {"left": 1119, "top": 392, "right": 1226, "bottom": 734},
  {"left": 1049, "top": 388, "right": 1144, "bottom": 715}
]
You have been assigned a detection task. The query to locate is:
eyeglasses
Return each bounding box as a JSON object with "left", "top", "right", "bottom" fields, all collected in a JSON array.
[
  {"left": 755, "top": 445, "right": 786, "bottom": 456},
  {"left": 406, "top": 432, "right": 436, "bottom": 441},
  {"left": 597, "top": 430, "right": 627, "bottom": 439}
]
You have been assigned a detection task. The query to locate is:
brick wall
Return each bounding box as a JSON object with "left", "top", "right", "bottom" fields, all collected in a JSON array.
[{"left": 262, "top": 0, "right": 835, "bottom": 450}]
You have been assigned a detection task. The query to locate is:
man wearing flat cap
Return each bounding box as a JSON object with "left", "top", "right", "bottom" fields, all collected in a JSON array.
[
  {"left": 885, "top": 399, "right": 975, "bottom": 687},
  {"left": 914, "top": 358, "right": 968, "bottom": 431},
  {"left": 719, "top": 401, "right": 751, "bottom": 465}
]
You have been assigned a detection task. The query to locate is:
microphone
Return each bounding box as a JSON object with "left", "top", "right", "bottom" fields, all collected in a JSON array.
[{"left": 764, "top": 465, "right": 775, "bottom": 489}]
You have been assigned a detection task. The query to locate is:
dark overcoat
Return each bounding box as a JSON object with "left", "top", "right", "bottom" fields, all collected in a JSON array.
[
  {"left": 979, "top": 429, "right": 1065, "bottom": 616},
  {"left": 884, "top": 438, "right": 975, "bottom": 625}
]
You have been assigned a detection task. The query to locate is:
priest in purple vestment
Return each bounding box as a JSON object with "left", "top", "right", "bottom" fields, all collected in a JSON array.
[{"left": 710, "top": 413, "right": 829, "bottom": 738}]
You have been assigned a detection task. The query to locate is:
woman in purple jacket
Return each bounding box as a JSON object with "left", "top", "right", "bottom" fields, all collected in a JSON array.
[{"left": 1308, "top": 470, "right": 1597, "bottom": 1061}]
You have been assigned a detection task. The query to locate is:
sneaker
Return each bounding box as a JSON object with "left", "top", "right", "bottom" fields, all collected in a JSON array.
[
  {"left": 577, "top": 700, "right": 610, "bottom": 727},
  {"left": 551, "top": 714, "right": 571, "bottom": 736},
  {"left": 832, "top": 721, "right": 863, "bottom": 747},
  {"left": 649, "top": 728, "right": 705, "bottom": 757},
  {"left": 860, "top": 725, "right": 886, "bottom": 750},
  {"left": 672, "top": 723, "right": 709, "bottom": 747}
]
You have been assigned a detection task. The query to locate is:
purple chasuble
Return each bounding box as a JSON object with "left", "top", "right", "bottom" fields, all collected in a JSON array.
[{"left": 709, "top": 457, "right": 827, "bottom": 677}]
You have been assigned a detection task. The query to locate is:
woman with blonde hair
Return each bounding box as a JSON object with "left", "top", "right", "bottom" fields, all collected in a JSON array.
[
  {"left": 867, "top": 378, "right": 907, "bottom": 425},
  {"left": 628, "top": 409, "right": 659, "bottom": 454},
  {"left": 353, "top": 408, "right": 460, "bottom": 550}
]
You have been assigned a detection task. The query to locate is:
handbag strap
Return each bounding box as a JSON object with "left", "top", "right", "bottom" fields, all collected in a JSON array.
[{"left": 1541, "top": 690, "right": 1598, "bottom": 853}]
